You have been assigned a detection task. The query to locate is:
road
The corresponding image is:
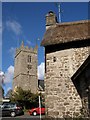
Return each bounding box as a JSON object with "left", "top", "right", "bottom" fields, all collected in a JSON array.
[{"left": 1, "top": 112, "right": 45, "bottom": 120}]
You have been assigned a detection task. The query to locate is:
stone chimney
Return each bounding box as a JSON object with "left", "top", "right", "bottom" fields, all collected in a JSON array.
[{"left": 45, "top": 11, "right": 57, "bottom": 30}]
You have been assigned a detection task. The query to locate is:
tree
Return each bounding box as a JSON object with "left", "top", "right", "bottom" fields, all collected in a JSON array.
[
  {"left": 0, "top": 86, "right": 4, "bottom": 100},
  {"left": 10, "top": 87, "right": 40, "bottom": 109},
  {"left": 0, "top": 71, "right": 5, "bottom": 99}
]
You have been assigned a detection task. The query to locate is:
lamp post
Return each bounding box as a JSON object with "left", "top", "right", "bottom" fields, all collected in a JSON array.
[{"left": 39, "top": 95, "right": 41, "bottom": 120}]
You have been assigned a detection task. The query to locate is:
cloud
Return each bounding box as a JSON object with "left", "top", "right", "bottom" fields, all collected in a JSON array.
[
  {"left": 4, "top": 66, "right": 14, "bottom": 83},
  {"left": 38, "top": 62, "right": 45, "bottom": 80},
  {"left": 0, "top": 71, "right": 4, "bottom": 76},
  {"left": 9, "top": 47, "right": 16, "bottom": 59},
  {"left": 6, "top": 20, "right": 22, "bottom": 35}
]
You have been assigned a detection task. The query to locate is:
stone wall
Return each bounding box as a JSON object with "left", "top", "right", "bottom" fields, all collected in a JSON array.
[
  {"left": 45, "top": 46, "right": 90, "bottom": 118},
  {"left": 13, "top": 74, "right": 37, "bottom": 93}
]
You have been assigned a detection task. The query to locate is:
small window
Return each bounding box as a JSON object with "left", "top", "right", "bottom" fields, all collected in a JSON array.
[
  {"left": 28, "top": 55, "right": 31, "bottom": 63},
  {"left": 27, "top": 65, "right": 32, "bottom": 69},
  {"left": 53, "top": 57, "right": 56, "bottom": 62}
]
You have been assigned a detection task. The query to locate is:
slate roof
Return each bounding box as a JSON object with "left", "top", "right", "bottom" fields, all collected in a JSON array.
[{"left": 41, "top": 20, "right": 90, "bottom": 46}]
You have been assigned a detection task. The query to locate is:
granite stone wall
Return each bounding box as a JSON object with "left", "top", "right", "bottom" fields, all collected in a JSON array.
[{"left": 45, "top": 46, "right": 90, "bottom": 118}]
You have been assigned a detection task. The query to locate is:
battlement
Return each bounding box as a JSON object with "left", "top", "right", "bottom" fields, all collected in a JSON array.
[{"left": 15, "top": 41, "right": 38, "bottom": 57}]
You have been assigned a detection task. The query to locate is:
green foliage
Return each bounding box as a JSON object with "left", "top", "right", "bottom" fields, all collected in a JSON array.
[{"left": 10, "top": 87, "right": 40, "bottom": 109}]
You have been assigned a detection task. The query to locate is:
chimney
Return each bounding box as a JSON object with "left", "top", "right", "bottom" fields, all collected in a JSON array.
[{"left": 45, "top": 11, "right": 57, "bottom": 29}]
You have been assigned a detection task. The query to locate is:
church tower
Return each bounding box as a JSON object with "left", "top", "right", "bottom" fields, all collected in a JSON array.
[{"left": 13, "top": 41, "right": 38, "bottom": 93}]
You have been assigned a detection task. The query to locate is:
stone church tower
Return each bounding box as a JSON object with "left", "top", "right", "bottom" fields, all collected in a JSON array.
[{"left": 13, "top": 41, "right": 38, "bottom": 93}]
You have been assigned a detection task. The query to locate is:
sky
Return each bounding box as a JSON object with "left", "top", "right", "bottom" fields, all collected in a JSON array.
[{"left": 1, "top": 2, "right": 89, "bottom": 95}]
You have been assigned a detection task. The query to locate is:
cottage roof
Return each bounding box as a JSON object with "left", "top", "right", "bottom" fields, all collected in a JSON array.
[{"left": 41, "top": 20, "right": 90, "bottom": 46}]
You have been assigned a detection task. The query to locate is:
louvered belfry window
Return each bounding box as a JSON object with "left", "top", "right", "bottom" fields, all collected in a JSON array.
[{"left": 28, "top": 55, "right": 31, "bottom": 63}]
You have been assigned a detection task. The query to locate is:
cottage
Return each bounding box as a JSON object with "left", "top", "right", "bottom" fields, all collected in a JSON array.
[{"left": 41, "top": 11, "right": 90, "bottom": 118}]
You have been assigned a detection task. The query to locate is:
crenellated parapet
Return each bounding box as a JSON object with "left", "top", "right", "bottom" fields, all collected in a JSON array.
[{"left": 15, "top": 41, "right": 38, "bottom": 58}]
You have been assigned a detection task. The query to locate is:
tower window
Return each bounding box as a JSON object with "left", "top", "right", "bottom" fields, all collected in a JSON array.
[
  {"left": 27, "top": 65, "right": 32, "bottom": 69},
  {"left": 28, "top": 55, "right": 31, "bottom": 62}
]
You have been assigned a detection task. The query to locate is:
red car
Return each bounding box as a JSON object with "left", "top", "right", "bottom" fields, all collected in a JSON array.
[{"left": 28, "top": 107, "right": 45, "bottom": 116}]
